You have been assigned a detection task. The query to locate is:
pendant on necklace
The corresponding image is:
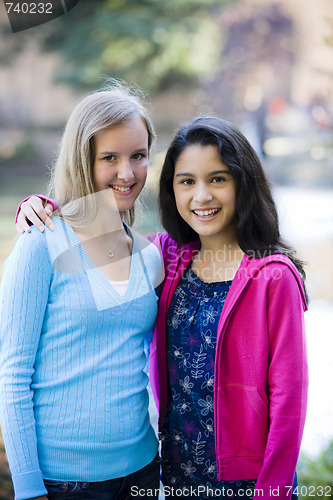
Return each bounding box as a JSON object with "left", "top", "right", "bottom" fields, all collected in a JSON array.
[{"left": 107, "top": 249, "right": 114, "bottom": 258}]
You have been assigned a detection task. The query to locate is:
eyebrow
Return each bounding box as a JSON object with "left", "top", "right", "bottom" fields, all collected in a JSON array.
[
  {"left": 97, "top": 147, "right": 148, "bottom": 155},
  {"left": 175, "top": 169, "right": 231, "bottom": 177}
]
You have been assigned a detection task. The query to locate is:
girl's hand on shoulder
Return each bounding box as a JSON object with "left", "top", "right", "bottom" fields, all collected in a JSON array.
[
  {"left": 16, "top": 196, "right": 55, "bottom": 234},
  {"left": 28, "top": 496, "right": 48, "bottom": 500}
]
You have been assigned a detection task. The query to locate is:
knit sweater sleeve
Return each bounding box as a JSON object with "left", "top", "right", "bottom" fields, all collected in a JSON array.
[
  {"left": 0, "top": 229, "right": 52, "bottom": 500},
  {"left": 255, "top": 265, "right": 308, "bottom": 499}
]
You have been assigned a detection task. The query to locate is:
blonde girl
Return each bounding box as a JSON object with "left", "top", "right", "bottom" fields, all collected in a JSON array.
[{"left": 0, "top": 83, "right": 162, "bottom": 500}]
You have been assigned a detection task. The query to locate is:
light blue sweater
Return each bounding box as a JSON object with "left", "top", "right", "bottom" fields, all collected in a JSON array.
[{"left": 0, "top": 217, "right": 162, "bottom": 500}]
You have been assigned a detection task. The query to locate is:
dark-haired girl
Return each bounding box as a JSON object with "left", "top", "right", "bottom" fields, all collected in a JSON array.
[
  {"left": 149, "top": 117, "right": 308, "bottom": 498},
  {"left": 15, "top": 117, "right": 308, "bottom": 499}
]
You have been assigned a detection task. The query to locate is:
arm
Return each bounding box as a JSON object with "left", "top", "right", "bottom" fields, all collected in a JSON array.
[
  {"left": 255, "top": 267, "right": 308, "bottom": 499},
  {"left": 15, "top": 195, "right": 57, "bottom": 233},
  {"left": 0, "top": 231, "right": 53, "bottom": 500}
]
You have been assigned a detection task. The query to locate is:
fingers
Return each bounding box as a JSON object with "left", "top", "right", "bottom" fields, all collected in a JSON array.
[
  {"left": 42, "top": 202, "right": 55, "bottom": 231},
  {"left": 20, "top": 200, "right": 46, "bottom": 232},
  {"left": 45, "top": 202, "right": 53, "bottom": 215},
  {"left": 15, "top": 210, "right": 32, "bottom": 233},
  {"left": 17, "top": 196, "right": 55, "bottom": 233}
]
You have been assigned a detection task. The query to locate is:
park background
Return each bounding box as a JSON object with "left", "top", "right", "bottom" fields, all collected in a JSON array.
[{"left": 0, "top": 0, "right": 332, "bottom": 497}]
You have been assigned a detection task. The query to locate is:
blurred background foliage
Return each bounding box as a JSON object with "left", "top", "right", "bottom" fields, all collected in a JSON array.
[
  {"left": 1, "top": 0, "right": 227, "bottom": 91},
  {"left": 298, "top": 440, "right": 333, "bottom": 499}
]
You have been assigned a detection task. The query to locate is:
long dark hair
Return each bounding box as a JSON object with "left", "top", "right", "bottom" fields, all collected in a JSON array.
[{"left": 159, "top": 116, "right": 307, "bottom": 294}]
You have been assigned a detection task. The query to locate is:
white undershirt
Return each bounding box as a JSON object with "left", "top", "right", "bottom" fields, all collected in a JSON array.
[{"left": 108, "top": 279, "right": 129, "bottom": 296}]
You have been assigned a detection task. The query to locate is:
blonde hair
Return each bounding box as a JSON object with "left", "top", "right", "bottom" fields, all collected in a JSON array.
[{"left": 48, "top": 80, "right": 155, "bottom": 226}]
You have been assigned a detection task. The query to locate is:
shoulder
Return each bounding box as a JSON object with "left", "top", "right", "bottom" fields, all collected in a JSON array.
[
  {"left": 147, "top": 231, "right": 199, "bottom": 259},
  {"left": 5, "top": 225, "right": 49, "bottom": 263},
  {"left": 6, "top": 217, "right": 76, "bottom": 271},
  {"left": 132, "top": 230, "right": 161, "bottom": 257},
  {"left": 45, "top": 216, "right": 77, "bottom": 253},
  {"left": 145, "top": 233, "right": 177, "bottom": 272},
  {"left": 242, "top": 254, "right": 307, "bottom": 310},
  {"left": 131, "top": 230, "right": 164, "bottom": 289},
  {"left": 136, "top": 232, "right": 163, "bottom": 267},
  {"left": 2, "top": 226, "right": 54, "bottom": 283},
  {"left": 243, "top": 253, "right": 301, "bottom": 280},
  {"left": 146, "top": 231, "right": 178, "bottom": 252}
]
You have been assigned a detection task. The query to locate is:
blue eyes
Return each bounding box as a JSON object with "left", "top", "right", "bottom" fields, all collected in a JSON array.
[
  {"left": 131, "top": 153, "right": 145, "bottom": 160},
  {"left": 102, "top": 153, "right": 146, "bottom": 162},
  {"left": 103, "top": 155, "right": 116, "bottom": 162}
]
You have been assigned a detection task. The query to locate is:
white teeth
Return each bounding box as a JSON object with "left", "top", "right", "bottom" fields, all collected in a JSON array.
[
  {"left": 112, "top": 185, "right": 131, "bottom": 192},
  {"left": 193, "top": 208, "right": 219, "bottom": 217}
]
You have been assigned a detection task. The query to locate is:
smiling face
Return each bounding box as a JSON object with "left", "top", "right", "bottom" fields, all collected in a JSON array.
[
  {"left": 173, "top": 144, "right": 237, "bottom": 245},
  {"left": 93, "top": 115, "right": 149, "bottom": 213}
]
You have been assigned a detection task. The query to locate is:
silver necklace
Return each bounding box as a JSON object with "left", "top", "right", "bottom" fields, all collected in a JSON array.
[{"left": 92, "top": 228, "right": 123, "bottom": 258}]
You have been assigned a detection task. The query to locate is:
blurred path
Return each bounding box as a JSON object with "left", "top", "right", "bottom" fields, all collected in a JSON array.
[{"left": 275, "top": 187, "right": 333, "bottom": 457}]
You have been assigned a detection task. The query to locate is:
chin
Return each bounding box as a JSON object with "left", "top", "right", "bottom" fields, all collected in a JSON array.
[{"left": 115, "top": 201, "right": 135, "bottom": 213}]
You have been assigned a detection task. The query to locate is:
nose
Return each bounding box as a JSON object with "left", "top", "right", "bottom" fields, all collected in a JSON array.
[
  {"left": 193, "top": 182, "right": 213, "bottom": 203},
  {"left": 117, "top": 159, "right": 135, "bottom": 182}
]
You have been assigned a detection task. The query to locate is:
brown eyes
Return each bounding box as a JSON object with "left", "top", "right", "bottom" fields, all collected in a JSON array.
[{"left": 179, "top": 177, "right": 226, "bottom": 185}]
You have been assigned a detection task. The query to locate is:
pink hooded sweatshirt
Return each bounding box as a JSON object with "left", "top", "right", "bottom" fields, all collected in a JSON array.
[{"left": 149, "top": 232, "right": 308, "bottom": 500}]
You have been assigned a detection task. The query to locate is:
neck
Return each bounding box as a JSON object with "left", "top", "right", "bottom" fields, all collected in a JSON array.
[
  {"left": 64, "top": 190, "right": 126, "bottom": 236},
  {"left": 73, "top": 208, "right": 125, "bottom": 243},
  {"left": 198, "top": 232, "right": 242, "bottom": 262},
  {"left": 192, "top": 233, "right": 244, "bottom": 283},
  {"left": 88, "top": 207, "right": 124, "bottom": 236}
]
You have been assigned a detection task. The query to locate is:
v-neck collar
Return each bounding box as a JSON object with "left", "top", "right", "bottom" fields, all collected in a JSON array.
[{"left": 64, "top": 220, "right": 138, "bottom": 301}]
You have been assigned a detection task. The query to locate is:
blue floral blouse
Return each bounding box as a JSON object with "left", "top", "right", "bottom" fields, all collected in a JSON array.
[{"left": 161, "top": 265, "right": 257, "bottom": 497}]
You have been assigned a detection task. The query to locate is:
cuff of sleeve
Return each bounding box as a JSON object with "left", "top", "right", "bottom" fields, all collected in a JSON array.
[
  {"left": 12, "top": 469, "right": 48, "bottom": 500},
  {"left": 15, "top": 195, "right": 58, "bottom": 224}
]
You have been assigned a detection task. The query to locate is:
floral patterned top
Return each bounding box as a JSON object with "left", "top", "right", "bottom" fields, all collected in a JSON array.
[
  {"left": 160, "top": 264, "right": 298, "bottom": 499},
  {"left": 161, "top": 264, "right": 254, "bottom": 493}
]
